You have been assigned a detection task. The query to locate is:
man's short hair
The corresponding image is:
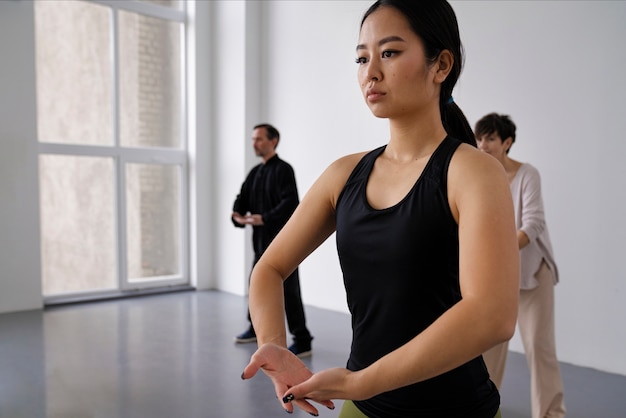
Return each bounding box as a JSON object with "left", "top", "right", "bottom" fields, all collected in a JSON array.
[{"left": 254, "top": 123, "right": 280, "bottom": 145}]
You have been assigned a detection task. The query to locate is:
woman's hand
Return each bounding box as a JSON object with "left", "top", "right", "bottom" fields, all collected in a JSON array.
[
  {"left": 241, "top": 343, "right": 336, "bottom": 415},
  {"left": 282, "top": 366, "right": 371, "bottom": 406}
]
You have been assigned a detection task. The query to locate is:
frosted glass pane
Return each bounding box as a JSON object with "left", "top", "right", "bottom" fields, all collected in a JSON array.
[
  {"left": 119, "top": 11, "right": 182, "bottom": 148},
  {"left": 126, "top": 164, "right": 180, "bottom": 280},
  {"left": 138, "top": 0, "right": 183, "bottom": 10},
  {"left": 35, "top": 1, "right": 113, "bottom": 145},
  {"left": 40, "top": 155, "right": 116, "bottom": 295}
]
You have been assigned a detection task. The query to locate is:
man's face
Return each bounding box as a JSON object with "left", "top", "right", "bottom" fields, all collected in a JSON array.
[{"left": 252, "top": 127, "right": 276, "bottom": 158}]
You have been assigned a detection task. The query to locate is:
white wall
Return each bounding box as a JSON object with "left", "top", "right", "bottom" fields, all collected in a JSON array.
[
  {"left": 0, "top": 1, "right": 43, "bottom": 314},
  {"left": 207, "top": 0, "right": 269, "bottom": 295},
  {"left": 198, "top": 0, "right": 249, "bottom": 295},
  {"left": 220, "top": 1, "right": 626, "bottom": 376}
]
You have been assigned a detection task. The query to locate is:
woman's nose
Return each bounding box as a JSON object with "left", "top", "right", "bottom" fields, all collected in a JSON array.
[{"left": 366, "top": 59, "right": 382, "bottom": 82}]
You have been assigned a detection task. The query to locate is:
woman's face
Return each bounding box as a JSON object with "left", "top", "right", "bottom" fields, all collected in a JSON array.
[{"left": 356, "top": 6, "right": 442, "bottom": 120}]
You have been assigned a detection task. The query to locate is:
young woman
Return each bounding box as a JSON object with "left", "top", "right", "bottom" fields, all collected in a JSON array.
[{"left": 241, "top": 1, "right": 519, "bottom": 417}]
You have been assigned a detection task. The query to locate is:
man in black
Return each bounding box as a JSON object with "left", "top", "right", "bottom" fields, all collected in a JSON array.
[{"left": 232, "top": 123, "right": 313, "bottom": 357}]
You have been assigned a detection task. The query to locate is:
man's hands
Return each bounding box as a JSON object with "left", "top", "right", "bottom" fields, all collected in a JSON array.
[
  {"left": 232, "top": 212, "right": 264, "bottom": 226},
  {"left": 241, "top": 344, "right": 336, "bottom": 415}
]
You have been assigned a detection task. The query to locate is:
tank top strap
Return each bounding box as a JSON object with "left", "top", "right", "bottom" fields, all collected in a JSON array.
[
  {"left": 340, "top": 145, "right": 386, "bottom": 192},
  {"left": 422, "top": 136, "right": 462, "bottom": 187}
]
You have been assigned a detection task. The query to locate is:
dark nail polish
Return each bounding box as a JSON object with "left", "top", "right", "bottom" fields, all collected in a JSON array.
[
  {"left": 309, "top": 413, "right": 319, "bottom": 417},
  {"left": 240, "top": 372, "right": 245, "bottom": 380},
  {"left": 282, "top": 393, "right": 295, "bottom": 403}
]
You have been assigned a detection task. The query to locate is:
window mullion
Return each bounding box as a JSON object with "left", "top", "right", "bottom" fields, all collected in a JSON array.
[{"left": 112, "top": 7, "right": 126, "bottom": 291}]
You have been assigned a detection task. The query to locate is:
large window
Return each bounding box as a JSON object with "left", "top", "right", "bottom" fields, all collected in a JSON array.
[{"left": 35, "top": 0, "right": 188, "bottom": 302}]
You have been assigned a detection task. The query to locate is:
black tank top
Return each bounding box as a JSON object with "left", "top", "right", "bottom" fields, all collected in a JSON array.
[{"left": 335, "top": 136, "right": 499, "bottom": 417}]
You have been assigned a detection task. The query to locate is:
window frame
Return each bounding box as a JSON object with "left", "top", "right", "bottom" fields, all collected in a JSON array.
[{"left": 38, "top": 0, "right": 190, "bottom": 304}]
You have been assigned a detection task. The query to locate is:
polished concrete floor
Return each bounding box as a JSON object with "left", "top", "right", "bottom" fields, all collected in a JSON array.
[{"left": 0, "top": 290, "right": 624, "bottom": 418}]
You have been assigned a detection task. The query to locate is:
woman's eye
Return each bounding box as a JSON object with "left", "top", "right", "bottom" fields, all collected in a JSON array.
[
  {"left": 382, "top": 50, "right": 397, "bottom": 58},
  {"left": 355, "top": 56, "right": 367, "bottom": 64}
]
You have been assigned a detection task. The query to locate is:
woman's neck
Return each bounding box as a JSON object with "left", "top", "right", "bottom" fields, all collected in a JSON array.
[{"left": 386, "top": 113, "right": 447, "bottom": 163}]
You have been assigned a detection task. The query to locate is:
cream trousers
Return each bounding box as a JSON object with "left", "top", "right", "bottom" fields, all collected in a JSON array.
[{"left": 483, "top": 261, "right": 566, "bottom": 418}]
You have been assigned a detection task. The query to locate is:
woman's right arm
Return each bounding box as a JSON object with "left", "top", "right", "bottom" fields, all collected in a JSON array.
[
  {"left": 248, "top": 154, "right": 361, "bottom": 347},
  {"left": 242, "top": 152, "right": 364, "bottom": 414}
]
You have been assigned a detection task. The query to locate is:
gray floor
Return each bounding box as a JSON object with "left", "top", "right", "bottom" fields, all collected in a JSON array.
[{"left": 0, "top": 290, "right": 624, "bottom": 418}]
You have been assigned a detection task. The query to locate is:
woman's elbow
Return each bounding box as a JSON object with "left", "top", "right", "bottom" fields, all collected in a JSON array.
[
  {"left": 498, "top": 315, "right": 517, "bottom": 343},
  {"left": 493, "top": 303, "right": 518, "bottom": 343}
]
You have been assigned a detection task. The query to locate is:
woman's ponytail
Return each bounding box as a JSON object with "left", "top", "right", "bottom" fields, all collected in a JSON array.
[{"left": 441, "top": 99, "right": 476, "bottom": 147}]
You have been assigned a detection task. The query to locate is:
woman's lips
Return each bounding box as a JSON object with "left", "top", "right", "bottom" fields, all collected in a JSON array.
[{"left": 366, "top": 89, "right": 385, "bottom": 102}]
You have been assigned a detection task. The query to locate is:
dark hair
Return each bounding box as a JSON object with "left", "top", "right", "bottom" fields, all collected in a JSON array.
[
  {"left": 253, "top": 123, "right": 280, "bottom": 146},
  {"left": 361, "top": 0, "right": 475, "bottom": 146},
  {"left": 474, "top": 113, "right": 516, "bottom": 153}
]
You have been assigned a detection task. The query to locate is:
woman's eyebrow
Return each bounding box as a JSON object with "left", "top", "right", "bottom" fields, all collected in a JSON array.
[{"left": 356, "top": 35, "right": 406, "bottom": 52}]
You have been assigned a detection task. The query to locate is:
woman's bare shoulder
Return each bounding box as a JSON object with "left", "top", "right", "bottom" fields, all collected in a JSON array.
[
  {"left": 329, "top": 151, "right": 369, "bottom": 173},
  {"left": 314, "top": 151, "right": 370, "bottom": 207},
  {"left": 450, "top": 143, "right": 506, "bottom": 179},
  {"left": 447, "top": 144, "right": 510, "bottom": 218}
]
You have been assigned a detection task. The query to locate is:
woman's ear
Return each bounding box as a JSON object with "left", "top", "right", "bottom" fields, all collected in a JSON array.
[{"left": 434, "top": 50, "right": 454, "bottom": 83}]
